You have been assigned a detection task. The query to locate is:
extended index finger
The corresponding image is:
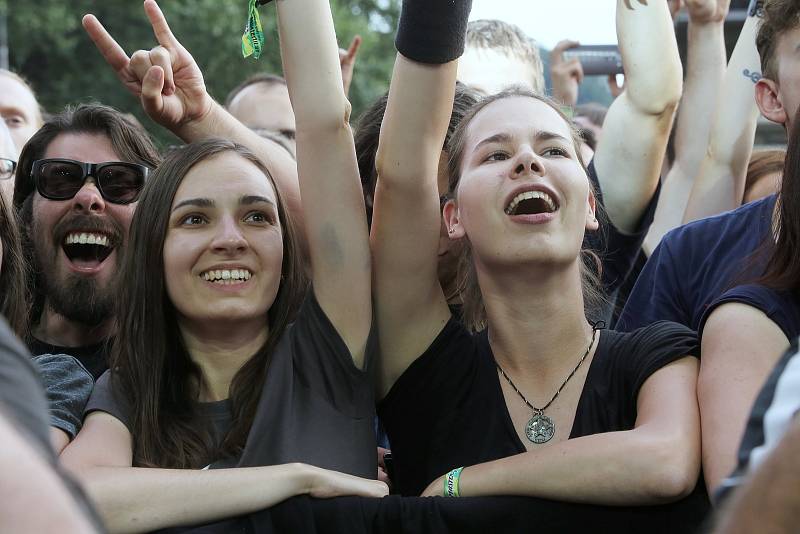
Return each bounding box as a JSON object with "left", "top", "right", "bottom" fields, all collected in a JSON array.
[
  {"left": 143, "top": 0, "right": 180, "bottom": 49},
  {"left": 82, "top": 14, "right": 131, "bottom": 72}
]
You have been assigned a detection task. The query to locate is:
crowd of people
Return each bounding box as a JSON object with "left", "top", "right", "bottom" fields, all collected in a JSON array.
[{"left": 1, "top": 0, "right": 798, "bottom": 532}]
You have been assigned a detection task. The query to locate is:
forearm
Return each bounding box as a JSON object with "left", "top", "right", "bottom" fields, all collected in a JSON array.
[
  {"left": 673, "top": 21, "right": 727, "bottom": 179},
  {"left": 616, "top": 0, "right": 682, "bottom": 114},
  {"left": 459, "top": 429, "right": 698, "bottom": 505},
  {"left": 78, "top": 463, "right": 309, "bottom": 534},
  {"left": 376, "top": 54, "right": 457, "bottom": 191},
  {"left": 277, "top": 0, "right": 349, "bottom": 132},
  {"left": 683, "top": 13, "right": 762, "bottom": 223}
]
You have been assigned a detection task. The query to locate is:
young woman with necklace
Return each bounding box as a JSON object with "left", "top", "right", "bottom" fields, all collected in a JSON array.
[{"left": 370, "top": 0, "right": 708, "bottom": 518}]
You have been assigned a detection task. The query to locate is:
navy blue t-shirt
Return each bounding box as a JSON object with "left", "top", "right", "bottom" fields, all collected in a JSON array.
[
  {"left": 616, "top": 195, "right": 776, "bottom": 332},
  {"left": 699, "top": 284, "right": 800, "bottom": 341}
]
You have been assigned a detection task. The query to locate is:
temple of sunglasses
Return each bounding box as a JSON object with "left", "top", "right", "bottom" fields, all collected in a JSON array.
[
  {"left": 0, "top": 158, "right": 16, "bottom": 180},
  {"left": 31, "top": 158, "right": 150, "bottom": 204}
]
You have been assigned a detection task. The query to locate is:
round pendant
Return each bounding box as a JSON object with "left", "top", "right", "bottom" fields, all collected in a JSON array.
[{"left": 525, "top": 412, "right": 555, "bottom": 444}]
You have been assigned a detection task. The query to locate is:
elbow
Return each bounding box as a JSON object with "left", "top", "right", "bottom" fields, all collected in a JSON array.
[
  {"left": 628, "top": 73, "right": 683, "bottom": 117},
  {"left": 641, "top": 442, "right": 700, "bottom": 503},
  {"left": 295, "top": 96, "right": 353, "bottom": 138},
  {"left": 635, "top": 89, "right": 682, "bottom": 119}
]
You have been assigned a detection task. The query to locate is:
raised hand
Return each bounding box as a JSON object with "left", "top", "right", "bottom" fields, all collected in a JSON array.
[
  {"left": 685, "top": 0, "right": 731, "bottom": 23},
  {"left": 550, "top": 40, "right": 584, "bottom": 108},
  {"left": 339, "top": 35, "right": 362, "bottom": 97},
  {"left": 82, "top": 0, "right": 212, "bottom": 131}
]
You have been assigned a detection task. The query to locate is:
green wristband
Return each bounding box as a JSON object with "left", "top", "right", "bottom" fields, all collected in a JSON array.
[{"left": 443, "top": 467, "right": 464, "bottom": 497}]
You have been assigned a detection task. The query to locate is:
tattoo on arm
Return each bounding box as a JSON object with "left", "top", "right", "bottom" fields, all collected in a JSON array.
[
  {"left": 743, "top": 69, "right": 763, "bottom": 84},
  {"left": 748, "top": 0, "right": 765, "bottom": 18}
]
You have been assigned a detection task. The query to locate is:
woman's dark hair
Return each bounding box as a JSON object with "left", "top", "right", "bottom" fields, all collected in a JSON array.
[
  {"left": 0, "top": 192, "right": 29, "bottom": 338},
  {"left": 355, "top": 81, "right": 481, "bottom": 227},
  {"left": 758, "top": 109, "right": 800, "bottom": 293},
  {"left": 13, "top": 103, "right": 162, "bottom": 328},
  {"left": 744, "top": 149, "right": 785, "bottom": 201},
  {"left": 445, "top": 87, "right": 606, "bottom": 331},
  {"left": 111, "top": 139, "right": 307, "bottom": 468}
]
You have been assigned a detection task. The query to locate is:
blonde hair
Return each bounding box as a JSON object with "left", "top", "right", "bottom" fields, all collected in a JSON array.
[{"left": 466, "top": 20, "right": 545, "bottom": 94}]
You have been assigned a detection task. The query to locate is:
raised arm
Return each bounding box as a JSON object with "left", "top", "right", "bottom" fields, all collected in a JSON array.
[
  {"left": 275, "top": 0, "right": 372, "bottom": 365},
  {"left": 61, "top": 412, "right": 386, "bottom": 533},
  {"left": 698, "top": 303, "right": 790, "bottom": 494},
  {"left": 422, "top": 357, "right": 701, "bottom": 504},
  {"left": 644, "top": 0, "right": 730, "bottom": 252},
  {"left": 371, "top": 0, "right": 469, "bottom": 398},
  {"left": 82, "top": 0, "right": 301, "bottom": 232},
  {"left": 593, "top": 0, "right": 683, "bottom": 234},
  {"left": 682, "top": 9, "right": 763, "bottom": 223}
]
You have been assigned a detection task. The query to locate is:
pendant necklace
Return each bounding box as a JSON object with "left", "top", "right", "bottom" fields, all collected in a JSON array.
[{"left": 495, "top": 322, "right": 602, "bottom": 444}]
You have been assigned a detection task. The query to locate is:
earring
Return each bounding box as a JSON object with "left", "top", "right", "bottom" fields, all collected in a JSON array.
[{"left": 448, "top": 228, "right": 455, "bottom": 234}]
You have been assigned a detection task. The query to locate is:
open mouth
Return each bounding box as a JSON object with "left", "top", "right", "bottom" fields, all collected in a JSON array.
[
  {"left": 504, "top": 190, "right": 558, "bottom": 216},
  {"left": 200, "top": 268, "right": 253, "bottom": 285},
  {"left": 62, "top": 232, "right": 114, "bottom": 268}
]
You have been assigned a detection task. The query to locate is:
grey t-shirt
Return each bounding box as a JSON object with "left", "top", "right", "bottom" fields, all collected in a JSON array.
[
  {"left": 0, "top": 317, "right": 102, "bottom": 530},
  {"left": 86, "top": 292, "right": 378, "bottom": 478},
  {"left": 33, "top": 354, "right": 94, "bottom": 439}
]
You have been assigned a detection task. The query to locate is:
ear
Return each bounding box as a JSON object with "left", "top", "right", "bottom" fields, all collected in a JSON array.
[
  {"left": 585, "top": 188, "right": 599, "bottom": 232},
  {"left": 442, "top": 198, "right": 466, "bottom": 239},
  {"left": 755, "top": 78, "right": 788, "bottom": 126}
]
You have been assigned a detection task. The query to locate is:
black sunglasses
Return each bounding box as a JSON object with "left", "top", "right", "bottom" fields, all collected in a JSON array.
[{"left": 31, "top": 158, "right": 150, "bottom": 204}]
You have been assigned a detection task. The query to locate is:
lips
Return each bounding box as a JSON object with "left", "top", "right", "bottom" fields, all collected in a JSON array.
[
  {"left": 53, "top": 215, "right": 122, "bottom": 275},
  {"left": 504, "top": 186, "right": 560, "bottom": 216}
]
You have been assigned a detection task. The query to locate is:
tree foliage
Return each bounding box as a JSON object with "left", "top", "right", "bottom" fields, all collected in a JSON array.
[{"left": 7, "top": 0, "right": 399, "bottom": 147}]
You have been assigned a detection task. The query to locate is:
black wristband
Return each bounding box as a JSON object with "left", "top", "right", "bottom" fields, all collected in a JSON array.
[{"left": 395, "top": 0, "right": 472, "bottom": 64}]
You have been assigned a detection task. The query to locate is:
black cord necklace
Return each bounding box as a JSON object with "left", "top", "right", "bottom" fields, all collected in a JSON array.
[{"left": 495, "top": 322, "right": 603, "bottom": 444}]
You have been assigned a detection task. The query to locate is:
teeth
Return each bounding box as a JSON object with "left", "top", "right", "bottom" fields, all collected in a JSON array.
[
  {"left": 505, "top": 190, "right": 556, "bottom": 215},
  {"left": 64, "top": 232, "right": 110, "bottom": 247},
  {"left": 201, "top": 269, "right": 253, "bottom": 282}
]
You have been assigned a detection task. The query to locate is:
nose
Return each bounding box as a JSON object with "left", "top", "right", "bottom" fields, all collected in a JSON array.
[
  {"left": 512, "top": 148, "right": 544, "bottom": 178},
  {"left": 71, "top": 178, "right": 106, "bottom": 213},
  {"left": 211, "top": 215, "right": 248, "bottom": 254}
]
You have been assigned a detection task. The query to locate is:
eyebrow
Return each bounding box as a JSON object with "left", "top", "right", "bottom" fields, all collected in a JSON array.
[
  {"left": 172, "top": 195, "right": 275, "bottom": 212},
  {"left": 240, "top": 195, "right": 276, "bottom": 207},
  {"left": 474, "top": 130, "right": 571, "bottom": 151},
  {"left": 172, "top": 198, "right": 214, "bottom": 212}
]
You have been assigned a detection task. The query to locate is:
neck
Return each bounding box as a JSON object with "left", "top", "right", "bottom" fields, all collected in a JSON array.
[
  {"left": 479, "top": 258, "right": 594, "bottom": 383},
  {"left": 33, "top": 304, "right": 114, "bottom": 347},
  {"left": 178, "top": 317, "right": 269, "bottom": 402}
]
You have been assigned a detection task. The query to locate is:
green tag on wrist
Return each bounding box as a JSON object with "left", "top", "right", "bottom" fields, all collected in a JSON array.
[{"left": 242, "top": 0, "right": 265, "bottom": 59}]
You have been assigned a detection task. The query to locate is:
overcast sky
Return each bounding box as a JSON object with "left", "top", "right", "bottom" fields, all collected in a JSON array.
[{"left": 469, "top": 0, "right": 618, "bottom": 50}]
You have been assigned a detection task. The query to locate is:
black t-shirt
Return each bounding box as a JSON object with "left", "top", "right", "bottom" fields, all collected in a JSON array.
[
  {"left": 28, "top": 337, "right": 110, "bottom": 380},
  {"left": 87, "top": 291, "right": 378, "bottom": 477},
  {"left": 378, "top": 318, "right": 709, "bottom": 522}
]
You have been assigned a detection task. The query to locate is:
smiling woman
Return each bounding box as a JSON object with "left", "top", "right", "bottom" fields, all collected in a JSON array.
[{"left": 59, "top": 0, "right": 388, "bottom": 529}]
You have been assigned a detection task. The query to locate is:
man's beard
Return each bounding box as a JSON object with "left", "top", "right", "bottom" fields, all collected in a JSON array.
[{"left": 33, "top": 213, "right": 124, "bottom": 328}]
